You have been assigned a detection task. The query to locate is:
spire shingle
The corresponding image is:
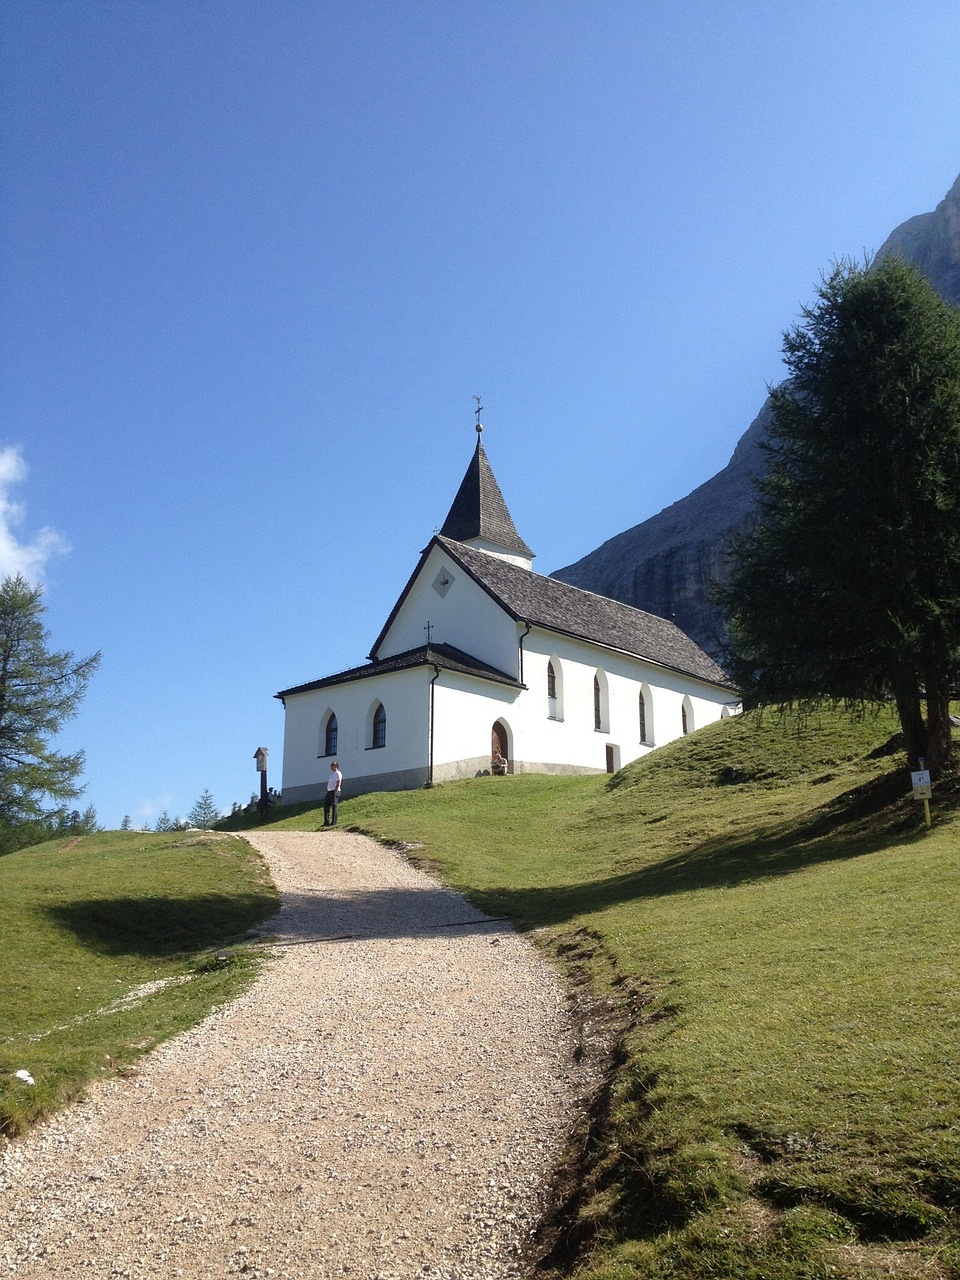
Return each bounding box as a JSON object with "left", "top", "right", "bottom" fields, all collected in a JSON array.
[{"left": 438, "top": 439, "right": 535, "bottom": 559}]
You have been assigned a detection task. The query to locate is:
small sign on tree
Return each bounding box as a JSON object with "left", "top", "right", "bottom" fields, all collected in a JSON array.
[{"left": 911, "top": 768, "right": 932, "bottom": 800}]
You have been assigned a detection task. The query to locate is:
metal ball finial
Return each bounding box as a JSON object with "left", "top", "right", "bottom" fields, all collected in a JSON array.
[{"left": 473, "top": 394, "right": 483, "bottom": 434}]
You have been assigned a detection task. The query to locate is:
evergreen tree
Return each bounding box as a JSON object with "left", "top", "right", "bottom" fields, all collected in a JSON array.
[
  {"left": 186, "top": 789, "right": 220, "bottom": 829},
  {"left": 0, "top": 575, "right": 100, "bottom": 825},
  {"left": 120, "top": 814, "right": 132, "bottom": 830},
  {"left": 154, "top": 809, "right": 173, "bottom": 833},
  {"left": 718, "top": 257, "right": 960, "bottom": 772}
]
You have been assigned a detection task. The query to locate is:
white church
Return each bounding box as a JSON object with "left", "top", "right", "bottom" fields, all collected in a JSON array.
[{"left": 277, "top": 423, "right": 736, "bottom": 804}]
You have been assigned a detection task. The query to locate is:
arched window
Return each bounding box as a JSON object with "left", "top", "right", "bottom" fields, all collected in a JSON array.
[
  {"left": 639, "top": 682, "right": 654, "bottom": 744},
  {"left": 682, "top": 696, "right": 694, "bottom": 736},
  {"left": 323, "top": 712, "right": 338, "bottom": 757},
  {"left": 593, "top": 669, "right": 609, "bottom": 733},
  {"left": 372, "top": 702, "right": 386, "bottom": 749},
  {"left": 546, "top": 655, "right": 564, "bottom": 720}
]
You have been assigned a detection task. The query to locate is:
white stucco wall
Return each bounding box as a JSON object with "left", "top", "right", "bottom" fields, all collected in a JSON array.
[
  {"left": 279, "top": 666, "right": 433, "bottom": 803},
  {"left": 461, "top": 536, "right": 532, "bottom": 569},
  {"left": 419, "top": 625, "right": 734, "bottom": 784},
  {"left": 376, "top": 544, "right": 519, "bottom": 678},
  {"left": 431, "top": 672, "right": 521, "bottom": 780},
  {"left": 509, "top": 627, "right": 733, "bottom": 775}
]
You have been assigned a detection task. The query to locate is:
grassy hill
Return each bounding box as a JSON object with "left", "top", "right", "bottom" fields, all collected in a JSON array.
[
  {"left": 0, "top": 829, "right": 279, "bottom": 1137},
  {"left": 244, "top": 704, "right": 960, "bottom": 1279},
  {"left": 5, "top": 708, "right": 959, "bottom": 1279}
]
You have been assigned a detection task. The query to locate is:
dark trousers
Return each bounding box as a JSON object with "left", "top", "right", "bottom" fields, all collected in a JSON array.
[{"left": 323, "top": 789, "right": 339, "bottom": 826}]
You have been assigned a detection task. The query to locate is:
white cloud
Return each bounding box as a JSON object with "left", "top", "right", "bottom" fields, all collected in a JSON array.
[
  {"left": 135, "top": 794, "right": 175, "bottom": 824},
  {"left": 0, "top": 447, "right": 69, "bottom": 582}
]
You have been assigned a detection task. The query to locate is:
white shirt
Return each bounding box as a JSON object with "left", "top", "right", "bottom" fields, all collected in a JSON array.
[{"left": 326, "top": 769, "right": 342, "bottom": 793}]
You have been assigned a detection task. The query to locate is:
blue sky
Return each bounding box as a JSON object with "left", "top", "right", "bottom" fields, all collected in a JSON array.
[{"left": 2, "top": 1, "right": 960, "bottom": 827}]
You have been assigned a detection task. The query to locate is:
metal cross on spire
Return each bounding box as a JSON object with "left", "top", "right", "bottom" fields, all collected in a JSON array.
[{"left": 473, "top": 394, "right": 483, "bottom": 434}]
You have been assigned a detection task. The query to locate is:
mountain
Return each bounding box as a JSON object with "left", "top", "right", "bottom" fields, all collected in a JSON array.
[
  {"left": 877, "top": 172, "right": 960, "bottom": 307},
  {"left": 552, "top": 173, "right": 960, "bottom": 656}
]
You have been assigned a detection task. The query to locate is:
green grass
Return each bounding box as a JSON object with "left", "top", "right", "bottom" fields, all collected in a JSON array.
[
  {"left": 0, "top": 828, "right": 279, "bottom": 1136},
  {"left": 260, "top": 705, "right": 960, "bottom": 1279},
  {"left": 7, "top": 709, "right": 959, "bottom": 1278}
]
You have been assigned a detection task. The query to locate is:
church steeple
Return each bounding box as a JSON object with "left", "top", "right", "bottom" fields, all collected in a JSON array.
[{"left": 438, "top": 408, "right": 535, "bottom": 568}]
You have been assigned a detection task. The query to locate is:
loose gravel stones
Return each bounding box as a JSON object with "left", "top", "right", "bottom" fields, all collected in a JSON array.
[{"left": 0, "top": 831, "right": 588, "bottom": 1279}]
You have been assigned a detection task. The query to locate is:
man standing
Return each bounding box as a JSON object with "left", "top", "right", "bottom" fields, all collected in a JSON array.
[{"left": 323, "top": 761, "right": 342, "bottom": 827}]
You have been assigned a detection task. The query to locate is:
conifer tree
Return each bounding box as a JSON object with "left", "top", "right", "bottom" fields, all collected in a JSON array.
[
  {"left": 0, "top": 574, "right": 101, "bottom": 826},
  {"left": 719, "top": 257, "right": 960, "bottom": 772},
  {"left": 187, "top": 789, "right": 220, "bottom": 829}
]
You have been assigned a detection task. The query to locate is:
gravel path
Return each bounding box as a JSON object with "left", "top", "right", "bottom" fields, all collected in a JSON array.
[{"left": 0, "top": 830, "right": 588, "bottom": 1279}]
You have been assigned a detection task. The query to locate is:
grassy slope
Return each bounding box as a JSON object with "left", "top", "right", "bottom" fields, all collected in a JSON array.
[
  {"left": 0, "top": 829, "right": 279, "bottom": 1136},
  {"left": 246, "top": 706, "right": 960, "bottom": 1279}
]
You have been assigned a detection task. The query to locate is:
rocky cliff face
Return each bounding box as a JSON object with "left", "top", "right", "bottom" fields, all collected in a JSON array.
[
  {"left": 552, "top": 173, "right": 960, "bottom": 656},
  {"left": 877, "top": 172, "right": 960, "bottom": 306}
]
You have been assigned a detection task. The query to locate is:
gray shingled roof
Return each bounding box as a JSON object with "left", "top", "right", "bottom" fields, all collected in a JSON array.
[
  {"left": 436, "top": 538, "right": 733, "bottom": 688},
  {"left": 276, "top": 641, "right": 522, "bottom": 701},
  {"left": 438, "top": 437, "right": 535, "bottom": 559}
]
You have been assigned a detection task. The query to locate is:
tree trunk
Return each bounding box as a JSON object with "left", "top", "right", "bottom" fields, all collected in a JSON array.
[
  {"left": 923, "top": 677, "right": 955, "bottom": 774},
  {"left": 895, "top": 684, "right": 927, "bottom": 769},
  {"left": 895, "top": 676, "right": 955, "bottom": 774}
]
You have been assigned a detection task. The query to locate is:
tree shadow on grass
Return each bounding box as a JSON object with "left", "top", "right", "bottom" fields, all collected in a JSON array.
[
  {"left": 45, "top": 882, "right": 508, "bottom": 956},
  {"left": 491, "top": 772, "right": 934, "bottom": 930},
  {"left": 251, "top": 884, "right": 509, "bottom": 945},
  {"left": 45, "top": 891, "right": 279, "bottom": 957}
]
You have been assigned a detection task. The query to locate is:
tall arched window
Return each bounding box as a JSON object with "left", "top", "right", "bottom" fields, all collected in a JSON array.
[
  {"left": 372, "top": 702, "right": 386, "bottom": 749},
  {"left": 323, "top": 712, "right": 338, "bottom": 757},
  {"left": 593, "top": 670, "right": 609, "bottom": 733},
  {"left": 639, "top": 682, "right": 654, "bottom": 744},
  {"left": 681, "top": 696, "right": 694, "bottom": 736},
  {"left": 546, "top": 655, "right": 563, "bottom": 720}
]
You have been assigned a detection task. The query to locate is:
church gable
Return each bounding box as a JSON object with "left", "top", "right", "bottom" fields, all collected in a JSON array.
[{"left": 372, "top": 540, "right": 520, "bottom": 678}]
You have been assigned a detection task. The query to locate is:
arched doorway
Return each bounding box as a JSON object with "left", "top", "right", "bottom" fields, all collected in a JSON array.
[{"left": 491, "top": 720, "right": 508, "bottom": 775}]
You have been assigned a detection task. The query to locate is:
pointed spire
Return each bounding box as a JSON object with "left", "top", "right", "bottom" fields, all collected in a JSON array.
[{"left": 438, "top": 408, "right": 535, "bottom": 563}]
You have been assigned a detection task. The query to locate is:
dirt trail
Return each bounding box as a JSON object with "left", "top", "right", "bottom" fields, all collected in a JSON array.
[{"left": 0, "top": 830, "right": 586, "bottom": 1280}]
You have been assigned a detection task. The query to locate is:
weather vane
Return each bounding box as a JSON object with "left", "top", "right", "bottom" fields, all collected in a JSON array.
[{"left": 473, "top": 394, "right": 483, "bottom": 434}]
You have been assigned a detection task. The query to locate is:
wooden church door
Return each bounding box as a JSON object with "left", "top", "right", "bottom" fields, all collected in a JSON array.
[{"left": 491, "top": 721, "right": 508, "bottom": 774}]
